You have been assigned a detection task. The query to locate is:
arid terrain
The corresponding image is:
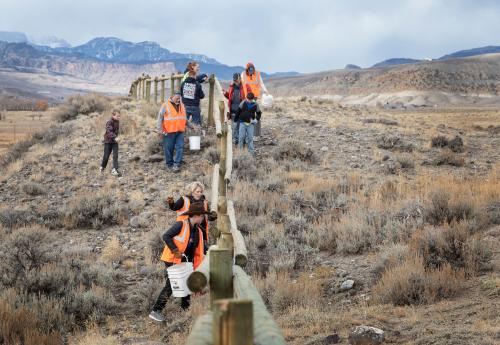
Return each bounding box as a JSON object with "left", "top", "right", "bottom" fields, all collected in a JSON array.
[{"left": 0, "top": 90, "right": 498, "bottom": 344}]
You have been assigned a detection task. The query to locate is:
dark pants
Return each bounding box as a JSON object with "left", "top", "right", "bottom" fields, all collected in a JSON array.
[
  {"left": 185, "top": 105, "right": 202, "bottom": 126},
  {"left": 163, "top": 132, "right": 184, "bottom": 167},
  {"left": 101, "top": 142, "right": 118, "bottom": 170},
  {"left": 152, "top": 262, "right": 190, "bottom": 311},
  {"left": 230, "top": 113, "right": 239, "bottom": 145}
]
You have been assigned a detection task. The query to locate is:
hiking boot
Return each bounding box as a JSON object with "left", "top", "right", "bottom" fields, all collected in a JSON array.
[
  {"left": 111, "top": 168, "right": 120, "bottom": 176},
  {"left": 172, "top": 165, "right": 181, "bottom": 172},
  {"left": 99, "top": 166, "right": 104, "bottom": 174},
  {"left": 148, "top": 310, "right": 165, "bottom": 322}
]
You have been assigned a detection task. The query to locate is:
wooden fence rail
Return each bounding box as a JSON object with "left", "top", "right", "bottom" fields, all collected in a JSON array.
[{"left": 128, "top": 72, "right": 285, "bottom": 345}]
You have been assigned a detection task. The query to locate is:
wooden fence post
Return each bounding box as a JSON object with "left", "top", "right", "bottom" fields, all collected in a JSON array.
[
  {"left": 213, "top": 299, "right": 253, "bottom": 345},
  {"left": 218, "top": 101, "right": 227, "bottom": 200},
  {"left": 143, "top": 76, "right": 147, "bottom": 100},
  {"left": 208, "top": 74, "right": 215, "bottom": 127},
  {"left": 160, "top": 74, "right": 165, "bottom": 103},
  {"left": 154, "top": 77, "right": 158, "bottom": 104},
  {"left": 170, "top": 73, "right": 175, "bottom": 97},
  {"left": 146, "top": 79, "right": 151, "bottom": 103},
  {"left": 210, "top": 249, "right": 233, "bottom": 307}
]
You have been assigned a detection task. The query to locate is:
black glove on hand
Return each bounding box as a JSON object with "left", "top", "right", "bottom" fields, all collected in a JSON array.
[{"left": 208, "top": 211, "right": 218, "bottom": 221}]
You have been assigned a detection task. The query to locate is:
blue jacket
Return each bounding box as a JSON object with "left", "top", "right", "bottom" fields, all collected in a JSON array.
[{"left": 181, "top": 76, "right": 205, "bottom": 107}]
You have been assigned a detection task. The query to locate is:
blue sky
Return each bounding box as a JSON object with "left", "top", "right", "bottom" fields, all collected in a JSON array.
[{"left": 1, "top": 0, "right": 499, "bottom": 72}]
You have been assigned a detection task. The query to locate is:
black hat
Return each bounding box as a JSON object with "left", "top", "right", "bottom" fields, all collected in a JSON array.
[
  {"left": 233, "top": 73, "right": 240, "bottom": 81},
  {"left": 184, "top": 202, "right": 209, "bottom": 217},
  {"left": 247, "top": 92, "right": 255, "bottom": 100}
]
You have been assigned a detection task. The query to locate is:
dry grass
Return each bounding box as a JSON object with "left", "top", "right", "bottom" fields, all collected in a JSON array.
[
  {"left": 54, "top": 93, "right": 110, "bottom": 122},
  {"left": 72, "top": 325, "right": 119, "bottom": 345},
  {"left": 373, "top": 256, "right": 464, "bottom": 305},
  {"left": 100, "top": 236, "right": 125, "bottom": 264}
]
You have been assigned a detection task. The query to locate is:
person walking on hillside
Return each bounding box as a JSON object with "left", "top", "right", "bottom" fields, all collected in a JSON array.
[
  {"left": 100, "top": 109, "right": 121, "bottom": 176},
  {"left": 149, "top": 203, "right": 208, "bottom": 322},
  {"left": 181, "top": 61, "right": 208, "bottom": 127},
  {"left": 166, "top": 181, "right": 217, "bottom": 252},
  {"left": 241, "top": 62, "right": 268, "bottom": 141},
  {"left": 236, "top": 92, "right": 261, "bottom": 154},
  {"left": 157, "top": 92, "right": 187, "bottom": 172},
  {"left": 223, "top": 73, "right": 245, "bottom": 145}
]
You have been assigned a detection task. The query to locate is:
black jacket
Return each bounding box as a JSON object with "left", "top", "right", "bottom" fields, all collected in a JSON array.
[
  {"left": 181, "top": 76, "right": 205, "bottom": 107},
  {"left": 163, "top": 221, "right": 200, "bottom": 261},
  {"left": 235, "top": 100, "right": 262, "bottom": 124}
]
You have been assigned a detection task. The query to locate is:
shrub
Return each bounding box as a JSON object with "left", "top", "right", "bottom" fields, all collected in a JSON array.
[
  {"left": 273, "top": 139, "right": 318, "bottom": 163},
  {"left": 0, "top": 227, "right": 54, "bottom": 284},
  {"left": 425, "top": 191, "right": 475, "bottom": 225},
  {"left": 412, "top": 224, "right": 492, "bottom": 274},
  {"left": 126, "top": 278, "right": 164, "bottom": 313},
  {"left": 64, "top": 194, "right": 126, "bottom": 229},
  {"left": 63, "top": 288, "right": 118, "bottom": 326},
  {"left": 54, "top": 93, "right": 109, "bottom": 122},
  {"left": 433, "top": 151, "right": 465, "bottom": 167},
  {"left": 396, "top": 153, "right": 415, "bottom": 169},
  {"left": 373, "top": 256, "right": 463, "bottom": 305},
  {"left": 100, "top": 236, "right": 124, "bottom": 264},
  {"left": 485, "top": 201, "right": 500, "bottom": 225},
  {"left": 21, "top": 182, "right": 47, "bottom": 196},
  {"left": 0, "top": 298, "right": 63, "bottom": 345},
  {"left": 203, "top": 146, "right": 219, "bottom": 164},
  {"left": 148, "top": 229, "right": 165, "bottom": 263},
  {"left": 372, "top": 244, "right": 409, "bottom": 279},
  {"left": 0, "top": 208, "right": 38, "bottom": 229},
  {"left": 431, "top": 135, "right": 448, "bottom": 148},
  {"left": 233, "top": 150, "right": 258, "bottom": 180},
  {"left": 376, "top": 135, "right": 414, "bottom": 152}
]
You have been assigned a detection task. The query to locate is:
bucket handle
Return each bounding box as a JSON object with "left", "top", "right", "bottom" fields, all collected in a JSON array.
[{"left": 182, "top": 254, "right": 190, "bottom": 262}]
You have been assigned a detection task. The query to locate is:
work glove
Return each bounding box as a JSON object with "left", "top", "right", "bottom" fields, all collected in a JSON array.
[
  {"left": 251, "top": 119, "right": 258, "bottom": 125},
  {"left": 114, "top": 137, "right": 119, "bottom": 143},
  {"left": 208, "top": 211, "right": 218, "bottom": 221},
  {"left": 172, "top": 248, "right": 182, "bottom": 260},
  {"left": 166, "top": 196, "right": 174, "bottom": 204}
]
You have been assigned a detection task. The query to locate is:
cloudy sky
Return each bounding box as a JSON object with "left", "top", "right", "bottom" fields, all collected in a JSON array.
[{"left": 1, "top": 0, "right": 499, "bottom": 73}]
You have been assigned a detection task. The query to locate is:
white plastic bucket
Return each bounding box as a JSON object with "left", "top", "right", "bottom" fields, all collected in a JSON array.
[
  {"left": 189, "top": 136, "right": 201, "bottom": 150},
  {"left": 261, "top": 94, "right": 274, "bottom": 108},
  {"left": 167, "top": 262, "right": 193, "bottom": 297}
]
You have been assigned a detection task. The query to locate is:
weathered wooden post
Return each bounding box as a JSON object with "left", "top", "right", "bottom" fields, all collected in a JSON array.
[
  {"left": 170, "top": 73, "right": 175, "bottom": 97},
  {"left": 176, "top": 75, "right": 182, "bottom": 93},
  {"left": 146, "top": 78, "right": 151, "bottom": 103},
  {"left": 213, "top": 299, "right": 253, "bottom": 345},
  {"left": 218, "top": 100, "right": 227, "bottom": 206},
  {"left": 208, "top": 74, "right": 215, "bottom": 127},
  {"left": 160, "top": 74, "right": 165, "bottom": 103},
  {"left": 154, "top": 77, "right": 158, "bottom": 104},
  {"left": 210, "top": 248, "right": 233, "bottom": 307},
  {"left": 143, "top": 76, "right": 147, "bottom": 100}
]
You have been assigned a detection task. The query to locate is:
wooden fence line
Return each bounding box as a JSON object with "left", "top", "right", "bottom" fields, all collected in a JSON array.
[{"left": 128, "top": 72, "right": 285, "bottom": 345}]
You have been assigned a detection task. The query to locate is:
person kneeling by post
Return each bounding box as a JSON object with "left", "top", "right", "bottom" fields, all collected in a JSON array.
[{"left": 149, "top": 203, "right": 208, "bottom": 322}]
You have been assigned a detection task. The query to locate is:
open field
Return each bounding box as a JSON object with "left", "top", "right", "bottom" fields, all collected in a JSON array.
[
  {"left": 0, "top": 95, "right": 498, "bottom": 344},
  {"left": 0, "top": 110, "right": 54, "bottom": 155}
]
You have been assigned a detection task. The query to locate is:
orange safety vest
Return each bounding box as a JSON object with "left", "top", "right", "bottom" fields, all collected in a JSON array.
[
  {"left": 160, "top": 220, "right": 204, "bottom": 269},
  {"left": 176, "top": 197, "right": 209, "bottom": 240},
  {"left": 242, "top": 71, "right": 262, "bottom": 98},
  {"left": 161, "top": 101, "right": 187, "bottom": 133}
]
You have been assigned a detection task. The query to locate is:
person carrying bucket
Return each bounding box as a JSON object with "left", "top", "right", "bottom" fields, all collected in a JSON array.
[
  {"left": 166, "top": 181, "right": 218, "bottom": 252},
  {"left": 241, "top": 62, "right": 268, "bottom": 141},
  {"left": 149, "top": 203, "right": 209, "bottom": 322},
  {"left": 156, "top": 91, "right": 187, "bottom": 172}
]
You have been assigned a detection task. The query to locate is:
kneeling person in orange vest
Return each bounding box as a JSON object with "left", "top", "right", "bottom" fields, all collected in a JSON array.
[
  {"left": 156, "top": 91, "right": 187, "bottom": 172},
  {"left": 166, "top": 181, "right": 217, "bottom": 253},
  {"left": 149, "top": 203, "right": 209, "bottom": 322}
]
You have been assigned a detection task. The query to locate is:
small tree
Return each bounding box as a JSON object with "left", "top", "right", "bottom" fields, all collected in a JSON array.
[{"left": 35, "top": 100, "right": 49, "bottom": 111}]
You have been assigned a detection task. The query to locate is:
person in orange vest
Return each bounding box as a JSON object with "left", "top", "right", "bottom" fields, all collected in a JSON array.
[
  {"left": 166, "top": 181, "right": 217, "bottom": 252},
  {"left": 149, "top": 202, "right": 208, "bottom": 322},
  {"left": 241, "top": 62, "right": 268, "bottom": 141},
  {"left": 156, "top": 91, "right": 187, "bottom": 172}
]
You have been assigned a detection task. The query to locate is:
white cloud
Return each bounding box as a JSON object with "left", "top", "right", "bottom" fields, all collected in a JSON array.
[{"left": 1, "top": 0, "right": 499, "bottom": 72}]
